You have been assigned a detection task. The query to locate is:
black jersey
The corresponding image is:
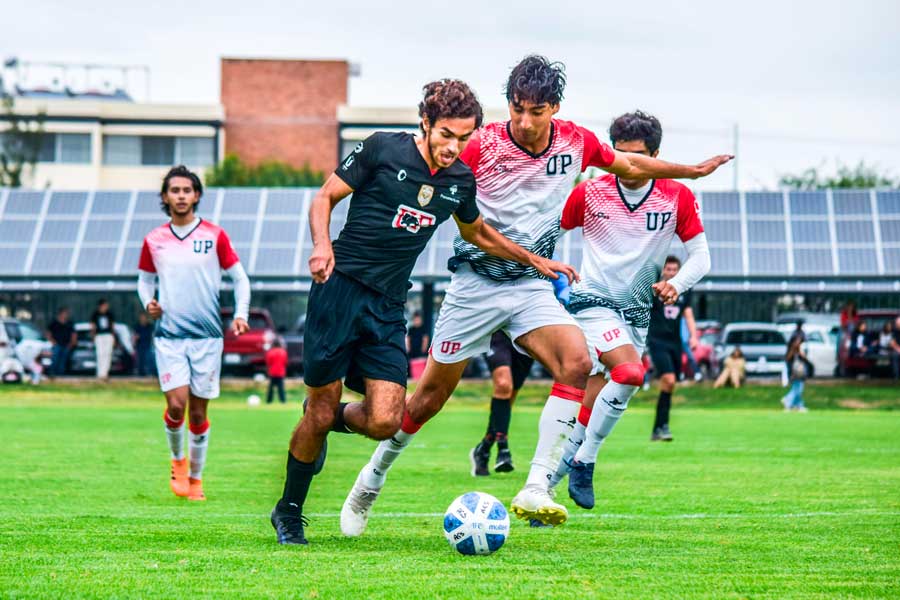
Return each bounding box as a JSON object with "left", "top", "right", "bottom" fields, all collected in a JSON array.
[
  {"left": 648, "top": 289, "right": 692, "bottom": 346},
  {"left": 332, "top": 132, "right": 480, "bottom": 301}
]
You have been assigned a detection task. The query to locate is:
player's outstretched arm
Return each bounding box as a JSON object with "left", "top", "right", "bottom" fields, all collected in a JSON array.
[
  {"left": 455, "top": 216, "right": 580, "bottom": 283},
  {"left": 605, "top": 151, "right": 733, "bottom": 181},
  {"left": 308, "top": 174, "right": 353, "bottom": 283}
]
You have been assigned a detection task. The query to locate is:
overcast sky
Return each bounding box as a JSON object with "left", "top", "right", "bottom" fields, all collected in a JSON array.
[{"left": 5, "top": 0, "right": 899, "bottom": 189}]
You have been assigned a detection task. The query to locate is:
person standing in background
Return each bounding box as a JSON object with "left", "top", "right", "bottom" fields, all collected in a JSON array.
[
  {"left": 782, "top": 336, "right": 810, "bottom": 412},
  {"left": 46, "top": 307, "right": 76, "bottom": 377},
  {"left": 266, "top": 338, "right": 289, "bottom": 404},
  {"left": 91, "top": 299, "right": 116, "bottom": 381},
  {"left": 133, "top": 312, "right": 156, "bottom": 376},
  {"left": 890, "top": 316, "right": 900, "bottom": 380}
]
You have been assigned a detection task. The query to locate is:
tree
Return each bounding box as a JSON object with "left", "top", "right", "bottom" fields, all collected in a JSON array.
[
  {"left": 205, "top": 154, "right": 325, "bottom": 187},
  {"left": 0, "top": 96, "right": 46, "bottom": 187},
  {"left": 779, "top": 161, "right": 896, "bottom": 190}
]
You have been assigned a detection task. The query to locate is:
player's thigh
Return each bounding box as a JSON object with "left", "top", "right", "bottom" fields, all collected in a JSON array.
[
  {"left": 576, "top": 308, "right": 644, "bottom": 374},
  {"left": 430, "top": 278, "right": 511, "bottom": 364},
  {"left": 185, "top": 338, "right": 224, "bottom": 400},
  {"left": 303, "top": 273, "right": 365, "bottom": 389},
  {"left": 154, "top": 337, "right": 191, "bottom": 393},
  {"left": 361, "top": 378, "right": 406, "bottom": 435},
  {"left": 408, "top": 355, "right": 469, "bottom": 421},
  {"left": 508, "top": 284, "right": 586, "bottom": 373},
  {"left": 347, "top": 295, "right": 409, "bottom": 395}
]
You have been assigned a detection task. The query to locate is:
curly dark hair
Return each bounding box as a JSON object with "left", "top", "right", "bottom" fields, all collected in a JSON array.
[
  {"left": 505, "top": 55, "right": 566, "bottom": 107},
  {"left": 609, "top": 111, "right": 663, "bottom": 155},
  {"left": 159, "top": 165, "right": 203, "bottom": 216},
  {"left": 418, "top": 79, "right": 484, "bottom": 134}
]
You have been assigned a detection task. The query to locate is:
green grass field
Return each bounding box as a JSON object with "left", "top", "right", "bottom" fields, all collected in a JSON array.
[{"left": 1, "top": 380, "right": 899, "bottom": 599}]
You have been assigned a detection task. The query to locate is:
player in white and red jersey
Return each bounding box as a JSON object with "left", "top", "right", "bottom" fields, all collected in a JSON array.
[
  {"left": 137, "top": 166, "right": 251, "bottom": 501},
  {"left": 341, "top": 57, "right": 732, "bottom": 533},
  {"left": 549, "top": 111, "right": 711, "bottom": 510}
]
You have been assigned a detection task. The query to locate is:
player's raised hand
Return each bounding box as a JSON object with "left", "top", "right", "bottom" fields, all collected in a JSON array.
[
  {"left": 652, "top": 281, "right": 679, "bottom": 305},
  {"left": 309, "top": 242, "right": 335, "bottom": 284},
  {"left": 532, "top": 257, "right": 580, "bottom": 284},
  {"left": 231, "top": 317, "right": 249, "bottom": 337},
  {"left": 693, "top": 155, "right": 734, "bottom": 178},
  {"left": 146, "top": 299, "right": 163, "bottom": 319}
]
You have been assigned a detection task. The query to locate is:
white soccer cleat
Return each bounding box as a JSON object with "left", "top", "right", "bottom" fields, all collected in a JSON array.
[
  {"left": 510, "top": 484, "right": 568, "bottom": 526},
  {"left": 340, "top": 471, "right": 382, "bottom": 537}
]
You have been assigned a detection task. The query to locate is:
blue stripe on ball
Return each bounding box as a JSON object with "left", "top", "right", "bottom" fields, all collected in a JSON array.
[
  {"left": 443, "top": 513, "right": 464, "bottom": 533},
  {"left": 485, "top": 534, "right": 506, "bottom": 553},
  {"left": 456, "top": 537, "right": 477, "bottom": 555},
  {"left": 460, "top": 492, "right": 480, "bottom": 512},
  {"left": 488, "top": 501, "right": 507, "bottom": 521}
]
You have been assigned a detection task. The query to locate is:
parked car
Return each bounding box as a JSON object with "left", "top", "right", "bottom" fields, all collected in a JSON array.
[
  {"left": 687, "top": 330, "right": 719, "bottom": 378},
  {"left": 837, "top": 308, "right": 900, "bottom": 377},
  {"left": 68, "top": 322, "right": 135, "bottom": 375},
  {"left": 1, "top": 318, "right": 53, "bottom": 379},
  {"left": 281, "top": 314, "right": 305, "bottom": 376},
  {"left": 222, "top": 308, "right": 276, "bottom": 374},
  {"left": 777, "top": 322, "right": 838, "bottom": 377},
  {"left": 714, "top": 323, "right": 787, "bottom": 377}
]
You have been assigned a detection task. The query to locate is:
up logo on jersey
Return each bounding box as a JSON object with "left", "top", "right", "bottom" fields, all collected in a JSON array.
[
  {"left": 193, "top": 240, "right": 214, "bottom": 254},
  {"left": 546, "top": 154, "right": 573, "bottom": 176},
  {"left": 393, "top": 204, "right": 436, "bottom": 233},
  {"left": 646, "top": 212, "right": 673, "bottom": 231}
]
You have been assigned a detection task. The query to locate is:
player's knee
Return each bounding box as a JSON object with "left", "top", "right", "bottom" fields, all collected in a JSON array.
[
  {"left": 493, "top": 378, "right": 514, "bottom": 399},
  {"left": 660, "top": 373, "right": 677, "bottom": 391},
  {"left": 610, "top": 362, "right": 646, "bottom": 387},
  {"left": 304, "top": 402, "right": 337, "bottom": 433},
  {"left": 366, "top": 413, "right": 402, "bottom": 440},
  {"left": 188, "top": 407, "right": 206, "bottom": 426},
  {"left": 555, "top": 351, "right": 591, "bottom": 387}
]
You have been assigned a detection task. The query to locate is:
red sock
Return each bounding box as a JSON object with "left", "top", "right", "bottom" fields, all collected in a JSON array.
[
  {"left": 578, "top": 404, "right": 592, "bottom": 427},
  {"left": 400, "top": 411, "right": 423, "bottom": 435}
]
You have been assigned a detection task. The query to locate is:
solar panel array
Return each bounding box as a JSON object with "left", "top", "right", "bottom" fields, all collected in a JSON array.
[{"left": 1, "top": 188, "right": 898, "bottom": 280}]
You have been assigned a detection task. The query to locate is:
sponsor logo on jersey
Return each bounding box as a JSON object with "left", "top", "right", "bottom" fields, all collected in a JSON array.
[
  {"left": 417, "top": 184, "right": 434, "bottom": 207},
  {"left": 397, "top": 169, "right": 407, "bottom": 181},
  {"left": 354, "top": 141, "right": 364, "bottom": 153},
  {"left": 342, "top": 156, "right": 354, "bottom": 170},
  {"left": 590, "top": 210, "right": 610, "bottom": 220},
  {"left": 450, "top": 184, "right": 458, "bottom": 195},
  {"left": 393, "top": 204, "right": 436, "bottom": 233},
  {"left": 664, "top": 305, "right": 681, "bottom": 319}
]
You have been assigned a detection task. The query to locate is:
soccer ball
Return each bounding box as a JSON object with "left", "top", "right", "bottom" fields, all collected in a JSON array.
[
  {"left": 247, "top": 394, "right": 261, "bottom": 406},
  {"left": 443, "top": 491, "right": 510, "bottom": 555}
]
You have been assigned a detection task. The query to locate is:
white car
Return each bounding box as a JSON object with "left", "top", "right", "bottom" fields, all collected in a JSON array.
[
  {"left": 714, "top": 322, "right": 787, "bottom": 377},
  {"left": 777, "top": 323, "right": 839, "bottom": 378}
]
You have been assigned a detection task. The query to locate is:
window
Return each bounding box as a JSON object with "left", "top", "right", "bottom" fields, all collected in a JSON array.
[
  {"left": 103, "top": 135, "right": 214, "bottom": 166},
  {"left": 807, "top": 332, "right": 824, "bottom": 343},
  {"left": 725, "top": 330, "right": 785, "bottom": 345},
  {"left": 177, "top": 137, "right": 214, "bottom": 166},
  {"left": 141, "top": 136, "right": 175, "bottom": 166},
  {"left": 33, "top": 133, "right": 92, "bottom": 164},
  {"left": 103, "top": 135, "right": 141, "bottom": 165}
]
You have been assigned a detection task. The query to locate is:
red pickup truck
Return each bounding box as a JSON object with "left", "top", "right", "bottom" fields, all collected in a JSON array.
[{"left": 221, "top": 308, "right": 276, "bottom": 375}]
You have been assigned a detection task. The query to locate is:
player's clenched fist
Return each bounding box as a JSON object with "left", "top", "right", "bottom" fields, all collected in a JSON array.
[
  {"left": 651, "top": 281, "right": 679, "bottom": 305},
  {"left": 231, "top": 317, "right": 249, "bottom": 336},
  {"left": 308, "top": 242, "right": 335, "bottom": 284},
  {"left": 146, "top": 299, "right": 163, "bottom": 319}
]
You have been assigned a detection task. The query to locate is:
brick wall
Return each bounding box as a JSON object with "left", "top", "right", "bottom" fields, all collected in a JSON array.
[{"left": 221, "top": 58, "right": 348, "bottom": 175}]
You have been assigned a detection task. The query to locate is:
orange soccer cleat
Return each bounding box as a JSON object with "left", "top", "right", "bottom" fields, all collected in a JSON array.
[
  {"left": 170, "top": 458, "right": 189, "bottom": 497},
  {"left": 188, "top": 478, "right": 206, "bottom": 501}
]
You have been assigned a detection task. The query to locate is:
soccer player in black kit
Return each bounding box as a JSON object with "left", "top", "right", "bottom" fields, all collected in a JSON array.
[
  {"left": 271, "top": 79, "right": 578, "bottom": 545},
  {"left": 646, "top": 255, "right": 699, "bottom": 441}
]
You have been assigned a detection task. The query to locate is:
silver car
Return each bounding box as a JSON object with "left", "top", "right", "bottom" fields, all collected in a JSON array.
[{"left": 715, "top": 323, "right": 787, "bottom": 377}]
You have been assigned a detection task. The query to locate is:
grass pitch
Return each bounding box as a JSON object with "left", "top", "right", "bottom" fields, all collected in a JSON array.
[{"left": 1, "top": 379, "right": 898, "bottom": 599}]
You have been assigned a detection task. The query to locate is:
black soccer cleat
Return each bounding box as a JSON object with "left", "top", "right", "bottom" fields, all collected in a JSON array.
[
  {"left": 567, "top": 459, "right": 596, "bottom": 510},
  {"left": 469, "top": 442, "right": 491, "bottom": 477},
  {"left": 494, "top": 448, "right": 515, "bottom": 473},
  {"left": 271, "top": 507, "right": 309, "bottom": 545},
  {"left": 651, "top": 424, "right": 674, "bottom": 442}
]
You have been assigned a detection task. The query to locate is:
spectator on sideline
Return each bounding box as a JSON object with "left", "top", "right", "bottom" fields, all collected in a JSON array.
[
  {"left": 133, "top": 312, "right": 156, "bottom": 376},
  {"left": 90, "top": 299, "right": 116, "bottom": 381},
  {"left": 849, "top": 322, "right": 870, "bottom": 358},
  {"left": 840, "top": 300, "right": 858, "bottom": 334},
  {"left": 46, "top": 307, "right": 76, "bottom": 377},
  {"left": 788, "top": 322, "right": 806, "bottom": 346},
  {"left": 875, "top": 321, "right": 893, "bottom": 355},
  {"left": 782, "top": 337, "right": 810, "bottom": 412},
  {"left": 265, "top": 338, "right": 289, "bottom": 404},
  {"left": 714, "top": 347, "right": 746, "bottom": 388},
  {"left": 891, "top": 316, "right": 900, "bottom": 380}
]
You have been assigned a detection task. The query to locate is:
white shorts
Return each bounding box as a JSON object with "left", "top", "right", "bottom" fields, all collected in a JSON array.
[
  {"left": 575, "top": 307, "right": 648, "bottom": 377},
  {"left": 431, "top": 265, "right": 577, "bottom": 363},
  {"left": 154, "top": 337, "right": 224, "bottom": 399}
]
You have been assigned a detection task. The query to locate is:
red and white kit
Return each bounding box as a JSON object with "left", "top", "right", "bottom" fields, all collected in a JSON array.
[
  {"left": 561, "top": 173, "right": 705, "bottom": 372},
  {"left": 431, "top": 119, "right": 615, "bottom": 363}
]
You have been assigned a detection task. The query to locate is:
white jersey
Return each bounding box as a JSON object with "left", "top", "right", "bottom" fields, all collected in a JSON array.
[
  {"left": 450, "top": 119, "right": 615, "bottom": 281},
  {"left": 139, "top": 219, "right": 241, "bottom": 339},
  {"left": 561, "top": 174, "right": 704, "bottom": 328}
]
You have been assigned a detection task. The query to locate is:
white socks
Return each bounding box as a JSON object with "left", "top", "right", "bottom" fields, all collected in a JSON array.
[
  {"left": 362, "top": 429, "right": 416, "bottom": 489},
  {"left": 524, "top": 385, "right": 584, "bottom": 488},
  {"left": 189, "top": 421, "right": 210, "bottom": 480},
  {"left": 550, "top": 421, "right": 586, "bottom": 487},
  {"left": 164, "top": 412, "right": 185, "bottom": 461},
  {"left": 574, "top": 380, "right": 637, "bottom": 464}
]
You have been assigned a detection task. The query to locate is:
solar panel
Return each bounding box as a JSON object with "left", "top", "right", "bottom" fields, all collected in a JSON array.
[
  {"left": 5, "top": 190, "right": 44, "bottom": 215},
  {"left": 253, "top": 248, "right": 297, "bottom": 275},
  {"left": 92, "top": 191, "right": 132, "bottom": 215},
  {"left": 793, "top": 249, "right": 833, "bottom": 274},
  {"left": 832, "top": 190, "right": 871, "bottom": 215},
  {"left": 791, "top": 220, "right": 830, "bottom": 244},
  {"left": 128, "top": 217, "right": 164, "bottom": 243},
  {"left": 0, "top": 247, "right": 29, "bottom": 275},
  {"left": 120, "top": 246, "right": 142, "bottom": 274},
  {"left": 789, "top": 191, "right": 828, "bottom": 216},
  {"left": 48, "top": 192, "right": 89, "bottom": 215},
  {"left": 260, "top": 220, "right": 301, "bottom": 243},
  {"left": 218, "top": 218, "right": 257, "bottom": 244},
  {"left": 700, "top": 192, "right": 740, "bottom": 216},
  {"left": 837, "top": 248, "right": 878, "bottom": 274},
  {"left": 708, "top": 247, "right": 742, "bottom": 275},
  {"left": 0, "top": 219, "right": 37, "bottom": 243},
  {"left": 31, "top": 247, "right": 74, "bottom": 274},
  {"left": 265, "top": 190, "right": 307, "bottom": 216},
  {"left": 877, "top": 191, "right": 900, "bottom": 215},
  {"left": 75, "top": 247, "right": 119, "bottom": 275},
  {"left": 745, "top": 192, "right": 783, "bottom": 216},
  {"left": 220, "top": 189, "right": 262, "bottom": 216},
  {"left": 747, "top": 220, "right": 785, "bottom": 244},
  {"left": 134, "top": 191, "right": 162, "bottom": 215},
  {"left": 883, "top": 248, "right": 900, "bottom": 273},
  {"left": 748, "top": 248, "right": 788, "bottom": 274},
  {"left": 39, "top": 219, "right": 81, "bottom": 244},
  {"left": 704, "top": 218, "right": 741, "bottom": 243},
  {"left": 835, "top": 221, "right": 875, "bottom": 244},
  {"left": 83, "top": 219, "right": 125, "bottom": 243},
  {"left": 879, "top": 220, "right": 900, "bottom": 243}
]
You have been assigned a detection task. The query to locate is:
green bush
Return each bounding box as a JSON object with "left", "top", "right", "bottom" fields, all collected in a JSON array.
[{"left": 205, "top": 154, "right": 324, "bottom": 187}]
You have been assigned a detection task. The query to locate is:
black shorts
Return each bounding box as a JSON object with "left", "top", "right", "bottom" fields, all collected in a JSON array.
[
  {"left": 303, "top": 270, "right": 408, "bottom": 394},
  {"left": 648, "top": 339, "right": 682, "bottom": 378},
  {"left": 485, "top": 331, "right": 534, "bottom": 390}
]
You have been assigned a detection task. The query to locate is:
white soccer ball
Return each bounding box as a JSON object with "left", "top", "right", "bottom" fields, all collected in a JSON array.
[
  {"left": 443, "top": 491, "right": 510, "bottom": 556},
  {"left": 253, "top": 373, "right": 267, "bottom": 383},
  {"left": 247, "top": 394, "right": 261, "bottom": 406}
]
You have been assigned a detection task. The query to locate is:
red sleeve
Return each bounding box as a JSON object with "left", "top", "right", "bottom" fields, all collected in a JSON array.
[
  {"left": 138, "top": 239, "right": 156, "bottom": 273},
  {"left": 561, "top": 181, "right": 587, "bottom": 230},
  {"left": 459, "top": 131, "right": 481, "bottom": 176},
  {"left": 675, "top": 186, "right": 704, "bottom": 242},
  {"left": 217, "top": 229, "right": 240, "bottom": 270},
  {"left": 581, "top": 127, "right": 615, "bottom": 169}
]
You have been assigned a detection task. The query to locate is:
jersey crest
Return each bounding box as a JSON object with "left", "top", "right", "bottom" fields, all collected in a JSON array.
[{"left": 393, "top": 204, "right": 436, "bottom": 233}]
